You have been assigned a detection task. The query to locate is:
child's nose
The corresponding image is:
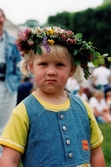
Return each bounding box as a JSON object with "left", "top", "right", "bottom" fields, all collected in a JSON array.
[{"left": 47, "top": 66, "right": 56, "bottom": 75}]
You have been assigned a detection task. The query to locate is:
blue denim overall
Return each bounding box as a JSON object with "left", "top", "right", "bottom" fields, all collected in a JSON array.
[{"left": 22, "top": 93, "right": 91, "bottom": 167}]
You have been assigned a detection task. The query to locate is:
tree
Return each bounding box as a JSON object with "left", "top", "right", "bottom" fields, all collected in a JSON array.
[
  {"left": 47, "top": 12, "right": 71, "bottom": 28},
  {"left": 24, "top": 19, "right": 39, "bottom": 28},
  {"left": 103, "top": 0, "right": 111, "bottom": 4}
]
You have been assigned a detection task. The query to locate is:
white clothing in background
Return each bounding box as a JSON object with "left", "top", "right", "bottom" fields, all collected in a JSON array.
[
  {"left": 92, "top": 66, "right": 110, "bottom": 86},
  {"left": 89, "top": 97, "right": 107, "bottom": 113},
  {"left": 65, "top": 77, "right": 80, "bottom": 93},
  {"left": 0, "top": 82, "right": 17, "bottom": 154},
  {"left": 76, "top": 93, "right": 88, "bottom": 102}
]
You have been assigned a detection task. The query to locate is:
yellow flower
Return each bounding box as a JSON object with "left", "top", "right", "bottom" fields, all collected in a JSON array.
[
  {"left": 46, "top": 29, "right": 54, "bottom": 35},
  {"left": 47, "top": 39, "right": 55, "bottom": 45},
  {"left": 46, "top": 31, "right": 50, "bottom": 35},
  {"left": 49, "top": 29, "right": 54, "bottom": 35}
]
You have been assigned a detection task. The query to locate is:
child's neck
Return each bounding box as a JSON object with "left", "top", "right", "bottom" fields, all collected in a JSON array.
[{"left": 34, "top": 89, "right": 68, "bottom": 105}]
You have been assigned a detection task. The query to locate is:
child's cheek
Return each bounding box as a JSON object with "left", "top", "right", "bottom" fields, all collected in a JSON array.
[
  {"left": 34, "top": 72, "right": 43, "bottom": 81},
  {"left": 59, "top": 73, "right": 69, "bottom": 84}
]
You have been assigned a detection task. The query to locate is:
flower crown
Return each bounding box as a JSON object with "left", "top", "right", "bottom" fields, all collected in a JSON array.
[{"left": 15, "top": 26, "right": 110, "bottom": 79}]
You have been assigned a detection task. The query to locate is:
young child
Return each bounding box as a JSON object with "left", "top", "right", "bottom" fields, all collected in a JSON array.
[{"left": 0, "top": 26, "right": 106, "bottom": 167}]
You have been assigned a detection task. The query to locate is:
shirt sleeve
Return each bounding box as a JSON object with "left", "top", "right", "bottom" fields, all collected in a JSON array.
[
  {"left": 83, "top": 100, "right": 103, "bottom": 149},
  {"left": 0, "top": 102, "right": 29, "bottom": 154}
]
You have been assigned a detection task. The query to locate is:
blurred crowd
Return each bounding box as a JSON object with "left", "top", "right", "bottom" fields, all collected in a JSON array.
[{"left": 65, "top": 63, "right": 111, "bottom": 124}]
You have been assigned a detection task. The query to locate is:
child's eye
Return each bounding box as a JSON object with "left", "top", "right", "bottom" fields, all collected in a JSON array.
[
  {"left": 39, "top": 62, "right": 47, "bottom": 66},
  {"left": 56, "top": 63, "right": 64, "bottom": 66}
]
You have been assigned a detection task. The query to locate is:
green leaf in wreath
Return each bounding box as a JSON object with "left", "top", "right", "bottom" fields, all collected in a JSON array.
[
  {"left": 73, "top": 49, "right": 79, "bottom": 55},
  {"left": 74, "top": 61, "right": 81, "bottom": 65},
  {"left": 92, "top": 59, "right": 99, "bottom": 67},
  {"left": 95, "top": 52, "right": 101, "bottom": 58},
  {"left": 99, "top": 58, "right": 105, "bottom": 64},
  {"left": 37, "top": 46, "right": 42, "bottom": 55},
  {"left": 76, "top": 33, "right": 83, "bottom": 39},
  {"left": 107, "top": 57, "right": 111, "bottom": 61},
  {"left": 34, "top": 45, "right": 37, "bottom": 54}
]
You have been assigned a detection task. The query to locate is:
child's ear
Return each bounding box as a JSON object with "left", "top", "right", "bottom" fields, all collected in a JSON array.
[
  {"left": 69, "top": 66, "right": 76, "bottom": 77},
  {"left": 29, "top": 63, "right": 34, "bottom": 74}
]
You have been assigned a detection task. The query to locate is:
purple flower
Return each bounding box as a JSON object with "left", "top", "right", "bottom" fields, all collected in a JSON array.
[
  {"left": 42, "top": 37, "right": 51, "bottom": 53},
  {"left": 42, "top": 37, "right": 47, "bottom": 46},
  {"left": 45, "top": 45, "right": 51, "bottom": 53}
]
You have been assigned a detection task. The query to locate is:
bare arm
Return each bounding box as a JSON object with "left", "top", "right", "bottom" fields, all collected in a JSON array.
[
  {"left": 0, "top": 146, "right": 21, "bottom": 167},
  {"left": 92, "top": 76, "right": 97, "bottom": 88},
  {"left": 91, "top": 146, "right": 106, "bottom": 167}
]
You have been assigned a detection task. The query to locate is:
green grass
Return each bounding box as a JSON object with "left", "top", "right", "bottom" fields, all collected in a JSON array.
[
  {"left": 19, "top": 123, "right": 111, "bottom": 167},
  {"left": 98, "top": 123, "right": 111, "bottom": 167}
]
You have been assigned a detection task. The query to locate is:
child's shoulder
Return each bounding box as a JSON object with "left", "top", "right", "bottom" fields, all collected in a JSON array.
[
  {"left": 23, "top": 93, "right": 34, "bottom": 103},
  {"left": 68, "top": 93, "right": 93, "bottom": 117}
]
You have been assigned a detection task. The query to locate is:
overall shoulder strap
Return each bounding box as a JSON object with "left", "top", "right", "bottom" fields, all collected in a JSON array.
[
  {"left": 68, "top": 93, "right": 88, "bottom": 116},
  {"left": 23, "top": 94, "right": 45, "bottom": 122}
]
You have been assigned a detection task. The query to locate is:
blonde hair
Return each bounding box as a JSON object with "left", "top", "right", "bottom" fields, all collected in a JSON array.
[
  {"left": 18, "top": 44, "right": 85, "bottom": 81},
  {"left": 93, "top": 90, "right": 104, "bottom": 98},
  {"left": 18, "top": 44, "right": 74, "bottom": 76}
]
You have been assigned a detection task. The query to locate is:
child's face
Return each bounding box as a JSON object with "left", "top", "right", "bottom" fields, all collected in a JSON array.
[{"left": 30, "top": 53, "right": 75, "bottom": 94}]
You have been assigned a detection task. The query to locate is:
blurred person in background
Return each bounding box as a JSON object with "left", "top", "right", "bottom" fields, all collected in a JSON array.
[
  {"left": 104, "top": 86, "right": 111, "bottom": 113},
  {"left": 78, "top": 78, "right": 92, "bottom": 100},
  {"left": 89, "top": 90, "right": 111, "bottom": 123},
  {"left": 0, "top": 8, "right": 21, "bottom": 154},
  {"left": 17, "top": 76, "right": 34, "bottom": 104},
  {"left": 76, "top": 85, "right": 88, "bottom": 102},
  {"left": 65, "top": 77, "right": 80, "bottom": 95},
  {"left": 92, "top": 63, "right": 111, "bottom": 91}
]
